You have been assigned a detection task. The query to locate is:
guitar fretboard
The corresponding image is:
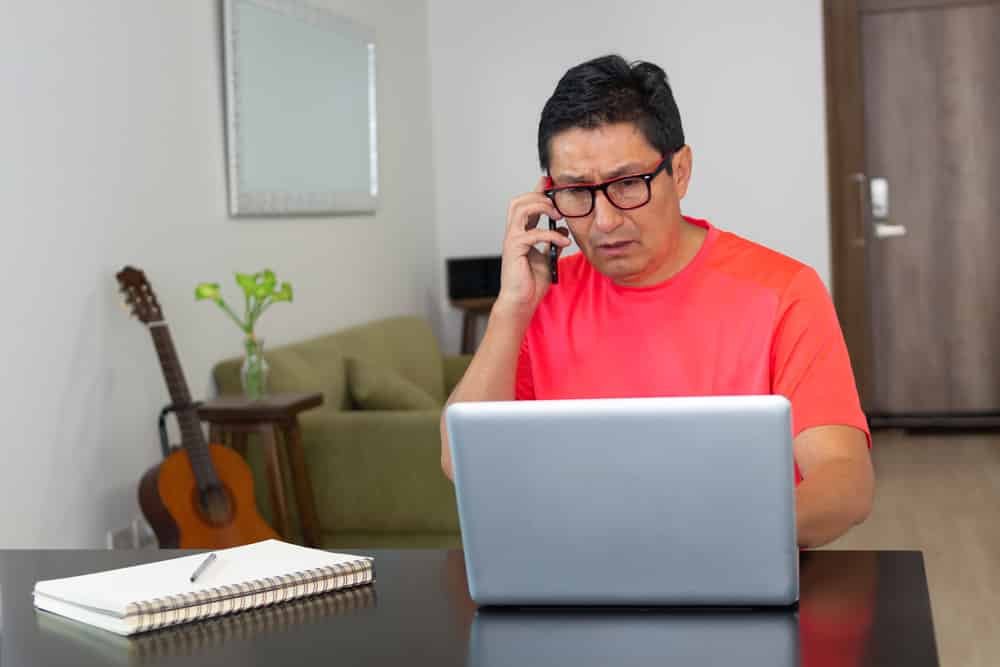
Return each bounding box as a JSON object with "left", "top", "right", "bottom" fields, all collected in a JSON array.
[{"left": 148, "top": 322, "right": 219, "bottom": 492}]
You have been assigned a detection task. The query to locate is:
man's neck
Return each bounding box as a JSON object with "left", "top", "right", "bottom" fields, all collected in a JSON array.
[{"left": 611, "top": 217, "right": 708, "bottom": 288}]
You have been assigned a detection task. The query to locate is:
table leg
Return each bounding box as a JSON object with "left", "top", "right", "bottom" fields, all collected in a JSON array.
[
  {"left": 282, "top": 420, "right": 321, "bottom": 547},
  {"left": 258, "top": 424, "right": 291, "bottom": 540},
  {"left": 229, "top": 430, "right": 249, "bottom": 460},
  {"left": 461, "top": 311, "right": 477, "bottom": 354}
]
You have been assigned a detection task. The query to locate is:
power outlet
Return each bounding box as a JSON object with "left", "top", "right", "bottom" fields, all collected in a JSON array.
[{"left": 106, "top": 517, "right": 158, "bottom": 550}]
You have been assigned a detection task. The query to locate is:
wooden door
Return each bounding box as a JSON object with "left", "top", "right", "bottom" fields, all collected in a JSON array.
[{"left": 825, "top": 0, "right": 1000, "bottom": 423}]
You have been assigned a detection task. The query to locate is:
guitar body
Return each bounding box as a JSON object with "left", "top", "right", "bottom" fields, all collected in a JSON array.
[{"left": 139, "top": 443, "right": 278, "bottom": 549}]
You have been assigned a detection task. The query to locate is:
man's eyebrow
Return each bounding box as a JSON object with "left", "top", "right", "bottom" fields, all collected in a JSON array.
[{"left": 554, "top": 162, "right": 648, "bottom": 185}]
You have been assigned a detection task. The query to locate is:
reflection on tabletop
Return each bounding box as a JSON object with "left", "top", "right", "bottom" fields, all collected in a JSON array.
[
  {"left": 34, "top": 585, "right": 376, "bottom": 666},
  {"left": 470, "top": 608, "right": 799, "bottom": 666},
  {"left": 464, "top": 551, "right": 878, "bottom": 667},
  {"left": 799, "top": 550, "right": 877, "bottom": 667}
]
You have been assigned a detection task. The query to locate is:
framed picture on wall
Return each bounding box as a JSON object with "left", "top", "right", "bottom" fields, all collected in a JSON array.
[{"left": 223, "top": 0, "right": 378, "bottom": 216}]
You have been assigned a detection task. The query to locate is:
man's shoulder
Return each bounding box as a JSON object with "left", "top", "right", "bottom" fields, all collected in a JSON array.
[{"left": 707, "top": 227, "right": 814, "bottom": 294}]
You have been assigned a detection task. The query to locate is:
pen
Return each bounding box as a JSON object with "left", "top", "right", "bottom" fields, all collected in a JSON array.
[{"left": 189, "top": 553, "right": 217, "bottom": 583}]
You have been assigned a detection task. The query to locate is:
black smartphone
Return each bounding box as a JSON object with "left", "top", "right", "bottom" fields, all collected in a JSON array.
[
  {"left": 546, "top": 216, "right": 559, "bottom": 285},
  {"left": 542, "top": 175, "right": 559, "bottom": 285}
]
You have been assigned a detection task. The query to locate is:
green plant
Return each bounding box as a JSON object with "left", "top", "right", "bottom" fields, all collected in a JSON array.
[
  {"left": 195, "top": 270, "right": 293, "bottom": 399},
  {"left": 195, "top": 270, "right": 293, "bottom": 336}
]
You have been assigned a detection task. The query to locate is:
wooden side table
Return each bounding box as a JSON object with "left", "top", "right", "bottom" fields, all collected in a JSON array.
[
  {"left": 451, "top": 297, "right": 496, "bottom": 354},
  {"left": 197, "top": 392, "right": 323, "bottom": 547}
]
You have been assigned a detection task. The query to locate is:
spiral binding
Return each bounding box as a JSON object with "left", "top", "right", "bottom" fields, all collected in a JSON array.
[{"left": 125, "top": 558, "right": 373, "bottom": 633}]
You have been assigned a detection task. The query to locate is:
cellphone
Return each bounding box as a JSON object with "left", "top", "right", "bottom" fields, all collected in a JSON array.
[{"left": 544, "top": 176, "right": 559, "bottom": 285}]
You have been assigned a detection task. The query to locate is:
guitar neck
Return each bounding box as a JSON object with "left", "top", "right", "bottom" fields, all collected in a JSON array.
[{"left": 148, "top": 322, "right": 219, "bottom": 491}]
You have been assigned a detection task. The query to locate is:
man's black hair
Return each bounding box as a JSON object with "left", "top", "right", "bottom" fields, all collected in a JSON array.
[{"left": 538, "top": 54, "right": 685, "bottom": 175}]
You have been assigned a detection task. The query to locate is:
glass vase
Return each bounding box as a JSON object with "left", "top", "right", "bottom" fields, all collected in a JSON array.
[{"left": 240, "top": 336, "right": 269, "bottom": 400}]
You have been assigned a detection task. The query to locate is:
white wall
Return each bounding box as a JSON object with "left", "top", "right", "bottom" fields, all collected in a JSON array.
[
  {"left": 427, "top": 0, "right": 831, "bottom": 354},
  {"left": 0, "top": 1, "right": 439, "bottom": 547},
  {"left": 0, "top": 0, "right": 831, "bottom": 547}
]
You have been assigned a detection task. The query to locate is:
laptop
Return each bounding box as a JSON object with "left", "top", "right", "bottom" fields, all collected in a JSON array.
[{"left": 445, "top": 395, "right": 798, "bottom": 607}]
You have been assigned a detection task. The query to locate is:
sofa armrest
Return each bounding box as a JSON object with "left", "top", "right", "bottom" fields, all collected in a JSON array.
[
  {"left": 442, "top": 354, "right": 473, "bottom": 396},
  {"left": 298, "top": 409, "right": 457, "bottom": 535}
]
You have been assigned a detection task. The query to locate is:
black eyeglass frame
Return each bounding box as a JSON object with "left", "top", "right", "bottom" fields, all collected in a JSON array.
[{"left": 543, "top": 154, "right": 673, "bottom": 218}]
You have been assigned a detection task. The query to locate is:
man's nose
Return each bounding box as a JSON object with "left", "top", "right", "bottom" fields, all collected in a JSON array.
[{"left": 592, "top": 190, "right": 624, "bottom": 234}]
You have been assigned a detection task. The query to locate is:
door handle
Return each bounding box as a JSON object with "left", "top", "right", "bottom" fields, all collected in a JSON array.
[
  {"left": 869, "top": 177, "right": 907, "bottom": 239},
  {"left": 874, "top": 222, "right": 907, "bottom": 238}
]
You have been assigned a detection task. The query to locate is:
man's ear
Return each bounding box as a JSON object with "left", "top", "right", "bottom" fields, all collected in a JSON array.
[{"left": 671, "top": 145, "right": 693, "bottom": 200}]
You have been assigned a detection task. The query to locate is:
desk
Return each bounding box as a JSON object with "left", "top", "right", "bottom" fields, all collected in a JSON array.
[{"left": 10, "top": 549, "right": 937, "bottom": 666}]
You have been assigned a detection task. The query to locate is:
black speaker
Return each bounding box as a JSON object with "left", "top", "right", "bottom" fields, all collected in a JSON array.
[{"left": 446, "top": 255, "right": 502, "bottom": 300}]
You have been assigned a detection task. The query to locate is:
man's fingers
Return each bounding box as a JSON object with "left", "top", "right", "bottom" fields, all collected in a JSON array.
[
  {"left": 508, "top": 228, "right": 571, "bottom": 251},
  {"left": 554, "top": 227, "right": 571, "bottom": 257},
  {"left": 507, "top": 196, "right": 561, "bottom": 232}
]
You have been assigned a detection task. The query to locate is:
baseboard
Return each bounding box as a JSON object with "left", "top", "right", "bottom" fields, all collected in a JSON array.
[{"left": 867, "top": 411, "right": 1000, "bottom": 431}]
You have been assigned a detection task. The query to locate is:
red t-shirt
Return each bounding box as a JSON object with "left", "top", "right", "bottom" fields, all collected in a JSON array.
[{"left": 515, "top": 217, "right": 870, "bottom": 481}]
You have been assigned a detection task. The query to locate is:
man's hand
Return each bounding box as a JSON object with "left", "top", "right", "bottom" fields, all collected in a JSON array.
[
  {"left": 495, "top": 177, "right": 571, "bottom": 322},
  {"left": 794, "top": 425, "right": 874, "bottom": 548},
  {"left": 440, "top": 179, "right": 570, "bottom": 481}
]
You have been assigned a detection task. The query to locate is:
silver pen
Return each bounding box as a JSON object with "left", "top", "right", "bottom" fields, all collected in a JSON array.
[{"left": 189, "top": 553, "right": 217, "bottom": 583}]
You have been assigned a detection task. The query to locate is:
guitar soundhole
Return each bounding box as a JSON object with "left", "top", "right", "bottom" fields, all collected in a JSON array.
[{"left": 192, "top": 485, "right": 235, "bottom": 527}]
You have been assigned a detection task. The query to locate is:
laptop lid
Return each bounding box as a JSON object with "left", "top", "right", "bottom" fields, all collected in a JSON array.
[{"left": 446, "top": 395, "right": 798, "bottom": 606}]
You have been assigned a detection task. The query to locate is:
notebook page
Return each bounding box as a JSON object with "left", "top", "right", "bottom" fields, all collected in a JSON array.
[{"left": 34, "top": 540, "right": 370, "bottom": 616}]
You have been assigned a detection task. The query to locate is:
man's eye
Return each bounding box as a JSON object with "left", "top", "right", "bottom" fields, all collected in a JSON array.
[{"left": 558, "top": 187, "right": 590, "bottom": 198}]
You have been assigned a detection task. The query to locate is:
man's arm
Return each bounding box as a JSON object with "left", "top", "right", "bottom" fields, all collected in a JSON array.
[
  {"left": 440, "top": 179, "right": 569, "bottom": 481},
  {"left": 440, "top": 309, "right": 529, "bottom": 481},
  {"left": 793, "top": 424, "right": 874, "bottom": 548}
]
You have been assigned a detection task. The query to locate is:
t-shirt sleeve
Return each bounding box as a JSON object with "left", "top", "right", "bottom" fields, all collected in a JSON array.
[
  {"left": 770, "top": 267, "right": 871, "bottom": 445},
  {"left": 515, "top": 334, "right": 535, "bottom": 400}
]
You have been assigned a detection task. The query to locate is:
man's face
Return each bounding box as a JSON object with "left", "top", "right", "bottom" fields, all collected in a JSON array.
[{"left": 547, "top": 122, "right": 691, "bottom": 286}]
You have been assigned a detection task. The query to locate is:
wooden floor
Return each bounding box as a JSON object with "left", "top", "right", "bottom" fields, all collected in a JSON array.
[{"left": 824, "top": 429, "right": 1000, "bottom": 667}]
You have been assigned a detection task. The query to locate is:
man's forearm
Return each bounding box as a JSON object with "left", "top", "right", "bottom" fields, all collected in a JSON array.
[
  {"left": 795, "top": 458, "right": 874, "bottom": 548},
  {"left": 440, "top": 307, "right": 530, "bottom": 480}
]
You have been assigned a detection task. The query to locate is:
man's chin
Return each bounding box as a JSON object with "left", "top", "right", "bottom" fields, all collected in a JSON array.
[
  {"left": 592, "top": 259, "right": 642, "bottom": 283},
  {"left": 581, "top": 248, "right": 643, "bottom": 280}
]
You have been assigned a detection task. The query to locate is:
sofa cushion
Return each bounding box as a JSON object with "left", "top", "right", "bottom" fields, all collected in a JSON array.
[
  {"left": 299, "top": 409, "right": 460, "bottom": 535},
  {"left": 283, "top": 340, "right": 349, "bottom": 410},
  {"left": 326, "top": 316, "right": 446, "bottom": 403},
  {"left": 347, "top": 357, "right": 439, "bottom": 410},
  {"left": 212, "top": 316, "right": 444, "bottom": 410}
]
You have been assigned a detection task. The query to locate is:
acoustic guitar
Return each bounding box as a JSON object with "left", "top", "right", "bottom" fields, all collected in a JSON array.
[{"left": 117, "top": 266, "right": 278, "bottom": 548}]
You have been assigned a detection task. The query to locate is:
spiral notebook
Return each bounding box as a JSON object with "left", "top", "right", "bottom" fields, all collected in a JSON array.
[{"left": 33, "top": 539, "right": 374, "bottom": 636}]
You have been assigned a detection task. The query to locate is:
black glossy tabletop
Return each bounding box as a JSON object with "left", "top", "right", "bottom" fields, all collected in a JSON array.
[{"left": 1, "top": 549, "right": 937, "bottom": 666}]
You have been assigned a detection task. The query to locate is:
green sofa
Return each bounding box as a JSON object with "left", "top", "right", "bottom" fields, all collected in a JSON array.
[{"left": 213, "top": 316, "right": 471, "bottom": 549}]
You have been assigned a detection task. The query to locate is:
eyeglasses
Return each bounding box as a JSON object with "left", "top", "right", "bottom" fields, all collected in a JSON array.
[{"left": 544, "top": 156, "right": 671, "bottom": 218}]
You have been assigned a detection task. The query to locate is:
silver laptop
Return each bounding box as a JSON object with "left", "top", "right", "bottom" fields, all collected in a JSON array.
[{"left": 445, "top": 395, "right": 798, "bottom": 606}]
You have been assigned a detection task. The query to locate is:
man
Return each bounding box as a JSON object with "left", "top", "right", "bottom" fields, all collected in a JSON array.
[{"left": 440, "top": 55, "right": 873, "bottom": 548}]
